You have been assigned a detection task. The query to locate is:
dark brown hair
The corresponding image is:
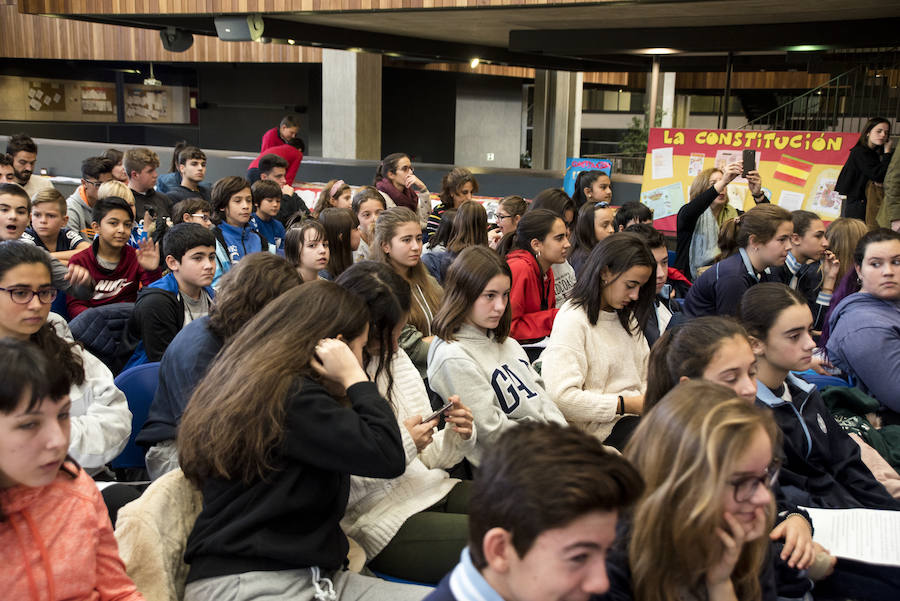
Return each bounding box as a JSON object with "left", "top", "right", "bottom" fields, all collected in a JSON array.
[
  {"left": 211, "top": 176, "right": 251, "bottom": 225},
  {"left": 336, "top": 262, "right": 412, "bottom": 406},
  {"left": 374, "top": 153, "right": 409, "bottom": 185},
  {"left": 207, "top": 253, "right": 301, "bottom": 340},
  {"left": 530, "top": 188, "right": 576, "bottom": 225},
  {"left": 447, "top": 201, "right": 488, "bottom": 254},
  {"left": 251, "top": 179, "right": 282, "bottom": 206},
  {"left": 179, "top": 281, "right": 370, "bottom": 485},
  {"left": 856, "top": 117, "right": 891, "bottom": 149},
  {"left": 172, "top": 197, "right": 212, "bottom": 224},
  {"left": 569, "top": 232, "right": 656, "bottom": 332},
  {"left": 284, "top": 219, "right": 327, "bottom": 280},
  {"left": 645, "top": 316, "right": 751, "bottom": 412},
  {"left": 319, "top": 207, "right": 357, "bottom": 278},
  {"left": 496, "top": 208, "right": 561, "bottom": 263},
  {"left": 738, "top": 282, "right": 808, "bottom": 342},
  {"left": 468, "top": 422, "right": 643, "bottom": 569},
  {"left": 439, "top": 167, "right": 479, "bottom": 208},
  {"left": 717, "top": 203, "right": 792, "bottom": 259},
  {"left": 432, "top": 246, "right": 513, "bottom": 343}
]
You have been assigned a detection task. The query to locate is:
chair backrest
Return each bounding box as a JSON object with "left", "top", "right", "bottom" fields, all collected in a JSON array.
[
  {"left": 69, "top": 302, "right": 136, "bottom": 374},
  {"left": 112, "top": 362, "right": 160, "bottom": 470},
  {"left": 114, "top": 468, "right": 203, "bottom": 601}
]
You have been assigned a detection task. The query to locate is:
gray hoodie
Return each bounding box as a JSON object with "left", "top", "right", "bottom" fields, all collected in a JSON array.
[
  {"left": 826, "top": 292, "right": 900, "bottom": 412},
  {"left": 427, "top": 322, "right": 566, "bottom": 465}
]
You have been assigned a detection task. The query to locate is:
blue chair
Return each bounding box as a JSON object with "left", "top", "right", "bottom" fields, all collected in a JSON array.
[
  {"left": 111, "top": 362, "right": 160, "bottom": 470},
  {"left": 668, "top": 250, "right": 676, "bottom": 266}
]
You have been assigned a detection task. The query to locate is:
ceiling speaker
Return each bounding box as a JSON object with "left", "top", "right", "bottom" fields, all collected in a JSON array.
[
  {"left": 160, "top": 28, "right": 194, "bottom": 53},
  {"left": 214, "top": 15, "right": 265, "bottom": 42}
]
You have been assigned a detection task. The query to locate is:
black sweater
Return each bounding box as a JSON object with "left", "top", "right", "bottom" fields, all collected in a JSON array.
[{"left": 184, "top": 379, "right": 404, "bottom": 583}]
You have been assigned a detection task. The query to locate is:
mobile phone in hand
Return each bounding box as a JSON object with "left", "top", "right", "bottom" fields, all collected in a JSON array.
[
  {"left": 742, "top": 149, "right": 756, "bottom": 177},
  {"left": 422, "top": 399, "right": 453, "bottom": 424}
]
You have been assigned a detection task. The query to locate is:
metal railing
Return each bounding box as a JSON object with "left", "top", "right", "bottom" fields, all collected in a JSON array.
[
  {"left": 742, "top": 58, "right": 900, "bottom": 133},
  {"left": 582, "top": 153, "right": 646, "bottom": 175}
]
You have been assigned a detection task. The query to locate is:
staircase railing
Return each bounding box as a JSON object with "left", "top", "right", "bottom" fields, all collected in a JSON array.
[{"left": 741, "top": 68, "right": 859, "bottom": 131}]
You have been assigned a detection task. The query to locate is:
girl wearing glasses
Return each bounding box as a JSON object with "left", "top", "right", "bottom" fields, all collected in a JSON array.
[
  {"left": 374, "top": 153, "right": 430, "bottom": 221},
  {"left": 488, "top": 195, "right": 527, "bottom": 250},
  {"left": 0, "top": 241, "right": 131, "bottom": 473},
  {"left": 600, "top": 380, "right": 780, "bottom": 601}
]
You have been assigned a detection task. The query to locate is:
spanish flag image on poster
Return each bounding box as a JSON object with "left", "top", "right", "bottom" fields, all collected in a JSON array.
[{"left": 640, "top": 128, "right": 859, "bottom": 232}]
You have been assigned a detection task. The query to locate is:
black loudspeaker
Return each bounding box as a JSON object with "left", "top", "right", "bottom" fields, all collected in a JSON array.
[
  {"left": 160, "top": 28, "right": 194, "bottom": 53},
  {"left": 214, "top": 15, "right": 265, "bottom": 42}
]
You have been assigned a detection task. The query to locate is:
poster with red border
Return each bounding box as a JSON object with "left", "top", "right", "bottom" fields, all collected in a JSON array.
[{"left": 640, "top": 128, "right": 858, "bottom": 232}]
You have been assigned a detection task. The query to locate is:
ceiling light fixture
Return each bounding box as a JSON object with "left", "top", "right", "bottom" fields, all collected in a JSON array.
[
  {"left": 634, "top": 48, "right": 679, "bottom": 55},
  {"left": 470, "top": 57, "right": 480, "bottom": 69},
  {"left": 288, "top": 39, "right": 296, "bottom": 45}
]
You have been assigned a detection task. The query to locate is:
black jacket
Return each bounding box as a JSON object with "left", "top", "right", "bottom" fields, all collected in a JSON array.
[
  {"left": 136, "top": 316, "right": 223, "bottom": 447},
  {"left": 756, "top": 374, "right": 900, "bottom": 511},
  {"left": 184, "top": 379, "right": 405, "bottom": 583},
  {"left": 836, "top": 144, "right": 893, "bottom": 204}
]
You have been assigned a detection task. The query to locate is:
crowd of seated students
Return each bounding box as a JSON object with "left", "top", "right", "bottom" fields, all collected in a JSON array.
[{"left": 4, "top": 123, "right": 900, "bottom": 601}]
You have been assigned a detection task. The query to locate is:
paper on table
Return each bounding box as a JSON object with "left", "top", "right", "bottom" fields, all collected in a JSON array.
[
  {"left": 801, "top": 506, "right": 900, "bottom": 566},
  {"left": 652, "top": 147, "right": 674, "bottom": 180}
]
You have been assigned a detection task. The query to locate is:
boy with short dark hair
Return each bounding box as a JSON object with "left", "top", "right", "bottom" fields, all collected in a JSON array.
[
  {"left": 124, "top": 223, "right": 217, "bottom": 368},
  {"left": 65, "top": 156, "right": 115, "bottom": 239},
  {"left": 250, "top": 179, "right": 285, "bottom": 249},
  {"left": 172, "top": 197, "right": 214, "bottom": 228},
  {"left": 0, "top": 153, "right": 15, "bottom": 183},
  {"left": 67, "top": 196, "right": 162, "bottom": 317},
  {"left": 424, "top": 423, "right": 643, "bottom": 601},
  {"left": 256, "top": 146, "right": 309, "bottom": 224},
  {"left": 23, "top": 187, "right": 90, "bottom": 265},
  {"left": 166, "top": 146, "right": 210, "bottom": 204},
  {"left": 0, "top": 183, "right": 94, "bottom": 300},
  {"left": 613, "top": 201, "right": 654, "bottom": 232}
]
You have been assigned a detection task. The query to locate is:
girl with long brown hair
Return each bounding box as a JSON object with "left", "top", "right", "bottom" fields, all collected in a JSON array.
[
  {"left": 428, "top": 246, "right": 566, "bottom": 465},
  {"left": 178, "top": 281, "right": 427, "bottom": 601},
  {"left": 371, "top": 207, "right": 443, "bottom": 377},
  {"left": 374, "top": 153, "right": 431, "bottom": 221},
  {"left": 422, "top": 201, "right": 488, "bottom": 284},
  {"left": 605, "top": 380, "right": 779, "bottom": 601},
  {"left": 335, "top": 262, "right": 475, "bottom": 584}
]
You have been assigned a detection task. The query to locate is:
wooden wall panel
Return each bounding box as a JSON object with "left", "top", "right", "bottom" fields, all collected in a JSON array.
[
  {"left": 20, "top": 0, "right": 614, "bottom": 13},
  {"left": 0, "top": 5, "right": 323, "bottom": 62}
]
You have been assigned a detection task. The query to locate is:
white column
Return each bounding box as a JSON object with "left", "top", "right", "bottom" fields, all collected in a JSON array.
[{"left": 322, "top": 49, "right": 382, "bottom": 160}]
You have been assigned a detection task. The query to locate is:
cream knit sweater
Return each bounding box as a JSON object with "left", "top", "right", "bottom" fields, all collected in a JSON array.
[
  {"left": 341, "top": 348, "right": 476, "bottom": 560},
  {"left": 543, "top": 302, "right": 649, "bottom": 441}
]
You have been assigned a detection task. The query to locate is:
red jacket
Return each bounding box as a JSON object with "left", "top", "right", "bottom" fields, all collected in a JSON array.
[
  {"left": 260, "top": 127, "right": 284, "bottom": 152},
  {"left": 506, "top": 249, "right": 558, "bottom": 342},
  {"left": 67, "top": 240, "right": 162, "bottom": 317},
  {"left": 250, "top": 143, "right": 303, "bottom": 186},
  {"left": 0, "top": 465, "right": 144, "bottom": 601}
]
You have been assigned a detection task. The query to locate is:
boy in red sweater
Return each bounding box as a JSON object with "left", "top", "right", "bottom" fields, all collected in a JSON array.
[{"left": 67, "top": 196, "right": 161, "bottom": 317}]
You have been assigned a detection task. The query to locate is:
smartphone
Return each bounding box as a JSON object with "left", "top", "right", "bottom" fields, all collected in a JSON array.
[
  {"left": 742, "top": 149, "right": 756, "bottom": 177},
  {"left": 422, "top": 399, "right": 453, "bottom": 424}
]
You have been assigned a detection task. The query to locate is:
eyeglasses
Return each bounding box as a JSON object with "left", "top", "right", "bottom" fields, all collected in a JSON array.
[
  {"left": 729, "top": 461, "right": 780, "bottom": 503},
  {"left": 0, "top": 286, "right": 58, "bottom": 304},
  {"left": 496, "top": 213, "right": 514, "bottom": 221},
  {"left": 190, "top": 213, "right": 212, "bottom": 223},
  {"left": 397, "top": 165, "right": 414, "bottom": 173},
  {"left": 83, "top": 179, "right": 103, "bottom": 188},
  {"left": 594, "top": 201, "right": 611, "bottom": 209}
]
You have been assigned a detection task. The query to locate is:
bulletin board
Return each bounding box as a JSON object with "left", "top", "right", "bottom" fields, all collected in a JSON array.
[{"left": 639, "top": 128, "right": 860, "bottom": 232}]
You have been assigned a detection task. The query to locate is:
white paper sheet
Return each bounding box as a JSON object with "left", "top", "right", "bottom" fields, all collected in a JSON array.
[
  {"left": 651, "top": 147, "right": 674, "bottom": 180},
  {"left": 801, "top": 506, "right": 900, "bottom": 566},
  {"left": 778, "top": 190, "right": 805, "bottom": 212}
]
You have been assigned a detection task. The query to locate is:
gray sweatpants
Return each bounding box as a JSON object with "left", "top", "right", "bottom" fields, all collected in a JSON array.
[{"left": 183, "top": 567, "right": 431, "bottom": 601}]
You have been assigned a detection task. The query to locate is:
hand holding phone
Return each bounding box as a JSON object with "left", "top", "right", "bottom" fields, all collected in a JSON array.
[{"left": 422, "top": 399, "right": 453, "bottom": 424}]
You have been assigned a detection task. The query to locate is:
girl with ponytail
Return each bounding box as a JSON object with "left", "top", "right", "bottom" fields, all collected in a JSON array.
[{"left": 683, "top": 204, "right": 792, "bottom": 318}]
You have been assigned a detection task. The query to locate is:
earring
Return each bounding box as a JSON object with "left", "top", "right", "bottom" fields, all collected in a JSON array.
[{"left": 537, "top": 250, "right": 542, "bottom": 259}]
